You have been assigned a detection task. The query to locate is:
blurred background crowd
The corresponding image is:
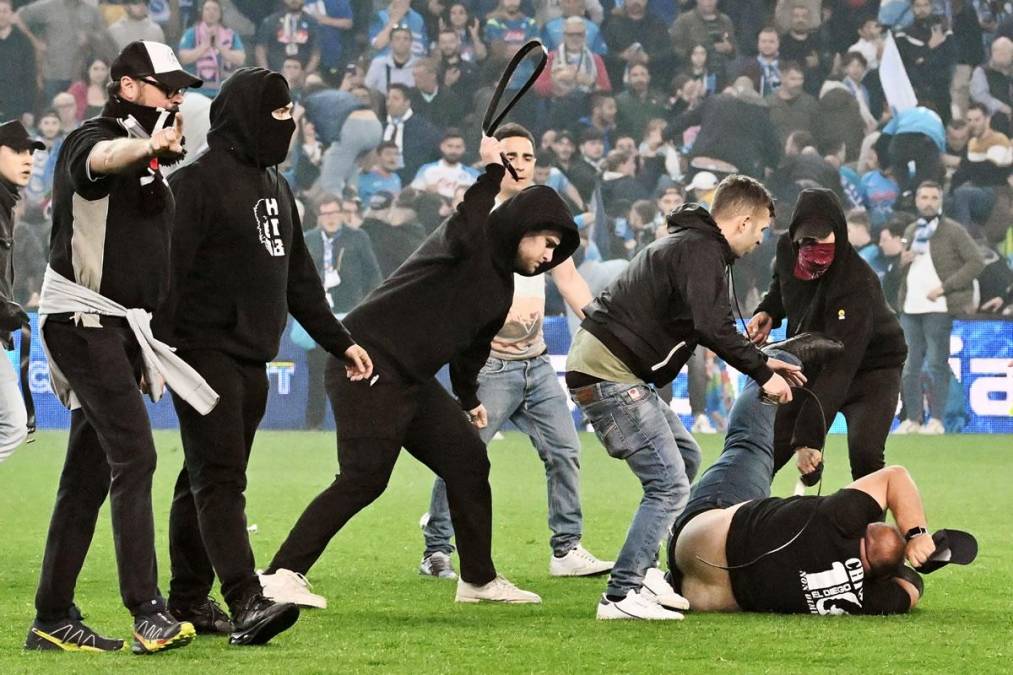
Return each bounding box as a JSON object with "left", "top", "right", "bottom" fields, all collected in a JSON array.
[{"left": 0, "top": 0, "right": 1010, "bottom": 432}]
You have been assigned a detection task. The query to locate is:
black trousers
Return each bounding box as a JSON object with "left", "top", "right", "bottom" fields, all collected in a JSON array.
[
  {"left": 888, "top": 133, "right": 945, "bottom": 196},
  {"left": 304, "top": 346, "right": 329, "bottom": 429},
  {"left": 268, "top": 357, "right": 497, "bottom": 585},
  {"left": 773, "top": 366, "right": 902, "bottom": 481},
  {"left": 35, "top": 319, "right": 161, "bottom": 621},
  {"left": 168, "top": 350, "right": 267, "bottom": 612}
]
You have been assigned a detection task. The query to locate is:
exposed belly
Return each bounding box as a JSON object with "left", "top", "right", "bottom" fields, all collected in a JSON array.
[{"left": 675, "top": 506, "right": 744, "bottom": 612}]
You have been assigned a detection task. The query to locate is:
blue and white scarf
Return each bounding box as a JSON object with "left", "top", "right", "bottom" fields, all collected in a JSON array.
[{"left": 910, "top": 216, "right": 939, "bottom": 255}]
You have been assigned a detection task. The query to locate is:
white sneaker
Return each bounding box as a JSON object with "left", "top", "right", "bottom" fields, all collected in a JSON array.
[
  {"left": 419, "top": 552, "right": 458, "bottom": 580},
  {"left": 596, "top": 590, "right": 684, "bottom": 620},
  {"left": 921, "top": 418, "right": 945, "bottom": 435},
  {"left": 549, "top": 544, "right": 614, "bottom": 577},
  {"left": 640, "top": 567, "right": 690, "bottom": 611},
  {"left": 258, "top": 569, "right": 327, "bottom": 609},
  {"left": 691, "top": 414, "right": 716, "bottom": 434},
  {"left": 894, "top": 420, "right": 921, "bottom": 434},
  {"left": 455, "top": 575, "right": 541, "bottom": 604}
]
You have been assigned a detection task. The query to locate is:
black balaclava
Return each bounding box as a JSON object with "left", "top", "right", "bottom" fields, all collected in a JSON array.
[{"left": 257, "top": 75, "right": 296, "bottom": 167}]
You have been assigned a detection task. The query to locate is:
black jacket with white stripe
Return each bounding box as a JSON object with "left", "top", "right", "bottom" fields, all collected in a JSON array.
[{"left": 580, "top": 203, "right": 773, "bottom": 388}]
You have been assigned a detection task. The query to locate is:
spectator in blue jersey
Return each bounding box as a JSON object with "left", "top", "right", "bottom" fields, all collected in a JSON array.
[
  {"left": 484, "top": 0, "right": 540, "bottom": 126},
  {"left": 303, "top": 0, "right": 352, "bottom": 83},
  {"left": 541, "top": 0, "right": 606, "bottom": 55},
  {"left": 533, "top": 148, "right": 584, "bottom": 210},
  {"left": 358, "top": 140, "right": 403, "bottom": 204},
  {"left": 847, "top": 210, "right": 886, "bottom": 276},
  {"left": 858, "top": 132, "right": 899, "bottom": 229},
  {"left": 255, "top": 0, "right": 319, "bottom": 73},
  {"left": 410, "top": 129, "right": 479, "bottom": 199},
  {"left": 369, "top": 0, "right": 427, "bottom": 58}
]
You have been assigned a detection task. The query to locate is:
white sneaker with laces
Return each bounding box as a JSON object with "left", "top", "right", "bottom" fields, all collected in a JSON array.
[
  {"left": 258, "top": 569, "right": 327, "bottom": 609},
  {"left": 596, "top": 590, "right": 684, "bottom": 620},
  {"left": 640, "top": 567, "right": 690, "bottom": 611},
  {"left": 419, "top": 552, "right": 458, "bottom": 580},
  {"left": 894, "top": 419, "right": 921, "bottom": 434},
  {"left": 455, "top": 575, "right": 541, "bottom": 604},
  {"left": 691, "top": 413, "right": 716, "bottom": 434},
  {"left": 921, "top": 418, "right": 945, "bottom": 434},
  {"left": 549, "top": 544, "right": 614, "bottom": 577}
]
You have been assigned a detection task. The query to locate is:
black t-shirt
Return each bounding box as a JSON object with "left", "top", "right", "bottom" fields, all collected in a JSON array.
[
  {"left": 49, "top": 118, "right": 174, "bottom": 311},
  {"left": 727, "top": 489, "right": 912, "bottom": 615}
]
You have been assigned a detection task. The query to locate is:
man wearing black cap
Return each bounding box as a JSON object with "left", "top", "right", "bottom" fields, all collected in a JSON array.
[
  {"left": 26, "top": 40, "right": 204, "bottom": 655},
  {"left": 260, "top": 136, "right": 580, "bottom": 607},
  {"left": 747, "top": 188, "right": 908, "bottom": 485},
  {"left": 0, "top": 120, "right": 41, "bottom": 464},
  {"left": 156, "top": 67, "right": 372, "bottom": 645}
]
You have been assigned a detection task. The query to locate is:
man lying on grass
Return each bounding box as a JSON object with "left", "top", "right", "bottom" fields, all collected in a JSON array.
[{"left": 663, "top": 341, "right": 975, "bottom": 616}]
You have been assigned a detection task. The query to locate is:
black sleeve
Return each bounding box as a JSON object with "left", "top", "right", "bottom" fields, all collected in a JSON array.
[
  {"left": 819, "top": 488, "right": 884, "bottom": 538},
  {"left": 790, "top": 281, "right": 876, "bottom": 451},
  {"left": 444, "top": 163, "right": 504, "bottom": 256},
  {"left": 63, "top": 125, "right": 116, "bottom": 201},
  {"left": 285, "top": 189, "right": 355, "bottom": 358},
  {"left": 676, "top": 244, "right": 773, "bottom": 385},
  {"left": 449, "top": 316, "right": 503, "bottom": 411},
  {"left": 860, "top": 577, "right": 914, "bottom": 615}
]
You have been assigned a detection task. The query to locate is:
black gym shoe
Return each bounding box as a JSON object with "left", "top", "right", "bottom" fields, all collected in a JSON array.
[
  {"left": 131, "top": 610, "right": 196, "bottom": 655},
  {"left": 766, "top": 332, "right": 845, "bottom": 369},
  {"left": 229, "top": 594, "right": 299, "bottom": 646},
  {"left": 25, "top": 612, "right": 124, "bottom": 653},
  {"left": 169, "top": 596, "right": 233, "bottom": 634}
]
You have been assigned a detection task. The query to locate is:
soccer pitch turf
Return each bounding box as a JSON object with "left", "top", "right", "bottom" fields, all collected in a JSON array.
[{"left": 0, "top": 430, "right": 1009, "bottom": 674}]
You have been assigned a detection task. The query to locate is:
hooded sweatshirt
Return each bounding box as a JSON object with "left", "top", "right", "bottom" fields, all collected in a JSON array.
[
  {"left": 580, "top": 204, "right": 773, "bottom": 388},
  {"left": 754, "top": 188, "right": 907, "bottom": 451},
  {"left": 157, "top": 68, "right": 354, "bottom": 362},
  {"left": 343, "top": 165, "right": 579, "bottom": 410}
]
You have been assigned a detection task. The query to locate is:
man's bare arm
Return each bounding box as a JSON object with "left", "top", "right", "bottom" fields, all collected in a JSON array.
[
  {"left": 550, "top": 257, "right": 592, "bottom": 319},
  {"left": 88, "top": 115, "right": 184, "bottom": 176},
  {"left": 848, "top": 466, "right": 936, "bottom": 567}
]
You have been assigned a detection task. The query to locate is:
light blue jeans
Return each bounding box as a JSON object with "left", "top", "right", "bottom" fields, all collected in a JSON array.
[
  {"left": 571, "top": 381, "right": 701, "bottom": 597},
  {"left": 423, "top": 355, "right": 583, "bottom": 557},
  {"left": 0, "top": 354, "right": 27, "bottom": 462}
]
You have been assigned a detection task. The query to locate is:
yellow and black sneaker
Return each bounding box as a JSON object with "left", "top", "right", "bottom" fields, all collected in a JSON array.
[
  {"left": 131, "top": 610, "right": 196, "bottom": 655},
  {"left": 25, "top": 614, "right": 125, "bottom": 653}
]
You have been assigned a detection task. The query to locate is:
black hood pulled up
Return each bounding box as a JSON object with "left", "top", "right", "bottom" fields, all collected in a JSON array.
[
  {"left": 666, "top": 203, "right": 736, "bottom": 264},
  {"left": 488, "top": 184, "right": 579, "bottom": 276},
  {"left": 207, "top": 67, "right": 291, "bottom": 168},
  {"left": 787, "top": 187, "right": 850, "bottom": 272}
]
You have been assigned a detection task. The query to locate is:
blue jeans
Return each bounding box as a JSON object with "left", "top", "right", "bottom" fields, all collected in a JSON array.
[
  {"left": 571, "top": 381, "right": 701, "bottom": 597},
  {"left": 900, "top": 312, "right": 953, "bottom": 422},
  {"left": 423, "top": 355, "right": 583, "bottom": 557}
]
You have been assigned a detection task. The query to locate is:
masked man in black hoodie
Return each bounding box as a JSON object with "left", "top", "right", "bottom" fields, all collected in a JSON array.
[
  {"left": 260, "top": 135, "right": 580, "bottom": 607},
  {"left": 566, "top": 174, "right": 806, "bottom": 620},
  {"left": 0, "top": 120, "right": 40, "bottom": 464},
  {"left": 155, "top": 67, "right": 372, "bottom": 646},
  {"left": 747, "top": 188, "right": 908, "bottom": 484}
]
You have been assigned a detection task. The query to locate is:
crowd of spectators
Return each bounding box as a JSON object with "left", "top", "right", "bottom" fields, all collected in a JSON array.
[{"left": 0, "top": 0, "right": 1011, "bottom": 431}]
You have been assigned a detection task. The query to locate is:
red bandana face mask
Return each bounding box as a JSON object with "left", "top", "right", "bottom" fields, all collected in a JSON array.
[{"left": 793, "top": 242, "right": 836, "bottom": 280}]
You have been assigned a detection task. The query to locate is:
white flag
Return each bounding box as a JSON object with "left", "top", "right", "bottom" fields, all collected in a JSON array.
[{"left": 880, "top": 31, "right": 918, "bottom": 114}]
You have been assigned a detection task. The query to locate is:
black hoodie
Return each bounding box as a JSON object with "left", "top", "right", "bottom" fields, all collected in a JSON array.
[
  {"left": 343, "top": 165, "right": 579, "bottom": 410},
  {"left": 754, "top": 188, "right": 907, "bottom": 451},
  {"left": 157, "top": 68, "right": 354, "bottom": 362},
  {"left": 580, "top": 204, "right": 773, "bottom": 388}
]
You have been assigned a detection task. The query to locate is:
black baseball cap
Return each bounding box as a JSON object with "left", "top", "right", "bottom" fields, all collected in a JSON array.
[
  {"left": 915, "top": 529, "right": 978, "bottom": 574},
  {"left": 0, "top": 120, "right": 45, "bottom": 152},
  {"left": 111, "top": 40, "right": 202, "bottom": 92}
]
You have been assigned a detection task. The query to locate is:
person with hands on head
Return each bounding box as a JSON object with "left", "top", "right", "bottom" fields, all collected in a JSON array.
[
  {"left": 565, "top": 174, "right": 802, "bottom": 621},
  {"left": 260, "top": 134, "right": 580, "bottom": 608},
  {"left": 153, "top": 67, "right": 372, "bottom": 647},
  {"left": 747, "top": 188, "right": 907, "bottom": 484}
]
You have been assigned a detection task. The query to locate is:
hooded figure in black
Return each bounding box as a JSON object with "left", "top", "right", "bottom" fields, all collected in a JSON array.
[
  {"left": 750, "top": 188, "right": 907, "bottom": 482},
  {"left": 264, "top": 137, "right": 579, "bottom": 603},
  {"left": 157, "top": 67, "right": 371, "bottom": 645}
]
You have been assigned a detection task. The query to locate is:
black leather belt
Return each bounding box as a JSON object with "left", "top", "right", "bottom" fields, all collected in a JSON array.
[{"left": 481, "top": 40, "right": 548, "bottom": 180}]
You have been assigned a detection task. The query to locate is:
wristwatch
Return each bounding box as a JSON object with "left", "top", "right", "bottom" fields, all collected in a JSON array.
[{"left": 904, "top": 526, "right": 929, "bottom": 541}]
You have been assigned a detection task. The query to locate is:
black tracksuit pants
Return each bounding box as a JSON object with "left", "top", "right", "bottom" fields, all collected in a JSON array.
[
  {"left": 168, "top": 350, "right": 267, "bottom": 613},
  {"left": 268, "top": 355, "right": 497, "bottom": 585},
  {"left": 773, "top": 366, "right": 902, "bottom": 481},
  {"left": 35, "top": 319, "right": 162, "bottom": 621},
  {"left": 304, "top": 346, "right": 329, "bottom": 429}
]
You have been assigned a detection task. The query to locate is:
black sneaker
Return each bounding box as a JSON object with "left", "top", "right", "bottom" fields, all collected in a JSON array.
[
  {"left": 131, "top": 610, "right": 196, "bottom": 655},
  {"left": 169, "top": 596, "right": 233, "bottom": 634},
  {"left": 229, "top": 594, "right": 299, "bottom": 646},
  {"left": 766, "top": 332, "right": 845, "bottom": 370},
  {"left": 25, "top": 613, "right": 124, "bottom": 653}
]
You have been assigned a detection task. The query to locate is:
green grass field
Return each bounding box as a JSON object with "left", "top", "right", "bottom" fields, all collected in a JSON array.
[{"left": 0, "top": 430, "right": 1009, "bottom": 674}]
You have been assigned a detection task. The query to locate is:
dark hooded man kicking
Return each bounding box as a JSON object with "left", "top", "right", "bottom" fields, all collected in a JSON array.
[{"left": 260, "top": 136, "right": 580, "bottom": 606}]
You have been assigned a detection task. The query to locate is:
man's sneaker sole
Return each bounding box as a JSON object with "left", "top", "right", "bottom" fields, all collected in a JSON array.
[
  {"left": 454, "top": 595, "right": 540, "bottom": 604},
  {"left": 229, "top": 604, "right": 300, "bottom": 646},
  {"left": 549, "top": 563, "right": 613, "bottom": 577},
  {"left": 25, "top": 626, "right": 125, "bottom": 653},
  {"left": 131, "top": 622, "right": 196, "bottom": 655}
]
